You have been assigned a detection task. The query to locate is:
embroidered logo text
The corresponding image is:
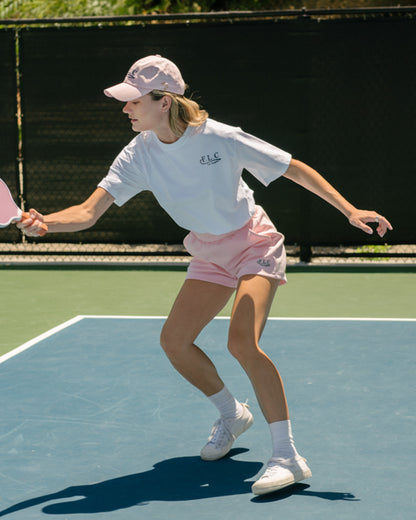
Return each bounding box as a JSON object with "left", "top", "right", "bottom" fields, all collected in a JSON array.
[
  {"left": 257, "top": 259, "right": 271, "bottom": 267},
  {"left": 200, "top": 152, "right": 221, "bottom": 166},
  {"left": 127, "top": 68, "right": 138, "bottom": 81}
]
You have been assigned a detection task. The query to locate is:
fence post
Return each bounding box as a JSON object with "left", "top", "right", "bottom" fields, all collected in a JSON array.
[
  {"left": 300, "top": 244, "right": 312, "bottom": 263},
  {"left": 14, "top": 28, "right": 26, "bottom": 243}
]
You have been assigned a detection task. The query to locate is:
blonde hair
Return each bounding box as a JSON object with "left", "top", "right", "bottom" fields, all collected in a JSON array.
[{"left": 150, "top": 89, "right": 208, "bottom": 138}]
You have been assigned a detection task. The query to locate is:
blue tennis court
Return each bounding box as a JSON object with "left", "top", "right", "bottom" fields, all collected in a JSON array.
[{"left": 0, "top": 316, "right": 414, "bottom": 519}]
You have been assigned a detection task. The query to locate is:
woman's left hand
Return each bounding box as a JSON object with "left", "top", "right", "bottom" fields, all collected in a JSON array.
[{"left": 348, "top": 210, "right": 393, "bottom": 238}]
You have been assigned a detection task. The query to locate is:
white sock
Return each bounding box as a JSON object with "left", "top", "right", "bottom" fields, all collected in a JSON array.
[
  {"left": 269, "top": 419, "right": 300, "bottom": 460},
  {"left": 208, "top": 386, "right": 243, "bottom": 419}
]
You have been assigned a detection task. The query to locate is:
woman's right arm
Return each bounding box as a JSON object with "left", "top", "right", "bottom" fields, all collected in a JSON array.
[{"left": 17, "top": 187, "right": 115, "bottom": 236}]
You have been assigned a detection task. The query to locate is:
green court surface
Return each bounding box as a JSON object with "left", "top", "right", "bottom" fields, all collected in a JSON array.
[{"left": 0, "top": 266, "right": 414, "bottom": 356}]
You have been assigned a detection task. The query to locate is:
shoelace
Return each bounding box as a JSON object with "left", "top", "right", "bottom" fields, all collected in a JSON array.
[
  {"left": 207, "top": 418, "right": 234, "bottom": 446},
  {"left": 259, "top": 460, "right": 292, "bottom": 479},
  {"left": 264, "top": 457, "right": 305, "bottom": 473}
]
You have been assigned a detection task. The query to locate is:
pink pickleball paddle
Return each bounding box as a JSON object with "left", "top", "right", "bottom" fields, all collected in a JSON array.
[{"left": 0, "top": 178, "right": 47, "bottom": 236}]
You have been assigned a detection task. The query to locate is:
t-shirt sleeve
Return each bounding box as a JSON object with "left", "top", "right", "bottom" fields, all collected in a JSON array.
[
  {"left": 98, "top": 138, "right": 148, "bottom": 207},
  {"left": 233, "top": 127, "right": 292, "bottom": 186}
]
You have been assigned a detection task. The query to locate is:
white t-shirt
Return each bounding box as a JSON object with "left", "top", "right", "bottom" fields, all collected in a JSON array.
[{"left": 98, "top": 118, "right": 291, "bottom": 234}]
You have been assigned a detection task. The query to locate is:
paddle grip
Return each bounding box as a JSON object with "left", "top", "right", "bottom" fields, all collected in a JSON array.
[{"left": 21, "top": 212, "right": 48, "bottom": 237}]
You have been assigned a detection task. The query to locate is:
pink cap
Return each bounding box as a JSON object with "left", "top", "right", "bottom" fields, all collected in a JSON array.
[{"left": 104, "top": 55, "right": 186, "bottom": 101}]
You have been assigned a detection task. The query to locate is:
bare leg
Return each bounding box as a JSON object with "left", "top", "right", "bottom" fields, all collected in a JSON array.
[
  {"left": 160, "top": 279, "right": 234, "bottom": 396},
  {"left": 228, "top": 274, "right": 289, "bottom": 423}
]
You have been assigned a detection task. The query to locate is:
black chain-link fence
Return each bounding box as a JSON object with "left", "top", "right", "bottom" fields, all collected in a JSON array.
[
  {"left": 0, "top": 29, "right": 20, "bottom": 243},
  {"left": 1, "top": 10, "right": 415, "bottom": 254}
]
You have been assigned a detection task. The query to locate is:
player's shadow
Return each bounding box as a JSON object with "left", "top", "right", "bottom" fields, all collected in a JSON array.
[
  {"left": 251, "top": 483, "right": 360, "bottom": 503},
  {"left": 0, "top": 449, "right": 260, "bottom": 516},
  {"left": 0, "top": 448, "right": 359, "bottom": 516}
]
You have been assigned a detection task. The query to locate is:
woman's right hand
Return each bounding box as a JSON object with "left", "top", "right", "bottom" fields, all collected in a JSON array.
[{"left": 16, "top": 209, "right": 48, "bottom": 237}]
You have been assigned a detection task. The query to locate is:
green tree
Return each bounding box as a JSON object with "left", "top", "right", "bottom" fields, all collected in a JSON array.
[{"left": 1, "top": 0, "right": 414, "bottom": 19}]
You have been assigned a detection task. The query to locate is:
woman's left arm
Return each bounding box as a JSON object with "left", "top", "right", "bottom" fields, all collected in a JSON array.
[{"left": 283, "top": 158, "right": 393, "bottom": 238}]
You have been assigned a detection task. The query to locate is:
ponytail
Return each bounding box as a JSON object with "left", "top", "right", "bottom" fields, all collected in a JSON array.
[{"left": 150, "top": 90, "right": 208, "bottom": 138}]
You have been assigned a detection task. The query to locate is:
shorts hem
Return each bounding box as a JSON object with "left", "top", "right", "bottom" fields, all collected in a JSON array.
[
  {"left": 237, "top": 270, "right": 287, "bottom": 286},
  {"left": 185, "top": 273, "right": 238, "bottom": 289},
  {"left": 185, "top": 270, "right": 287, "bottom": 289}
]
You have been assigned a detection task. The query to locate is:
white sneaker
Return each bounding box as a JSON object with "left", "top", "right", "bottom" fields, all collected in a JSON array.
[
  {"left": 251, "top": 456, "right": 312, "bottom": 495},
  {"left": 200, "top": 403, "right": 254, "bottom": 461}
]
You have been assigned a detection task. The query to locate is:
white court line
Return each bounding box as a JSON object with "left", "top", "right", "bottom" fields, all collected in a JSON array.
[
  {"left": 1, "top": 315, "right": 414, "bottom": 365},
  {"left": 73, "top": 315, "right": 416, "bottom": 322},
  {"left": 0, "top": 316, "right": 85, "bottom": 365}
]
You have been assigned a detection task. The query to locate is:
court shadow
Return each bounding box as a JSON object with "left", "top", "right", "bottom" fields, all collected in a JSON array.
[
  {"left": 251, "top": 483, "right": 360, "bottom": 503},
  {"left": 0, "top": 449, "right": 263, "bottom": 517}
]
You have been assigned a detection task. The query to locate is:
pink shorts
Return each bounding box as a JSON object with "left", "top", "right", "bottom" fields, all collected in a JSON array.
[{"left": 184, "top": 206, "right": 287, "bottom": 289}]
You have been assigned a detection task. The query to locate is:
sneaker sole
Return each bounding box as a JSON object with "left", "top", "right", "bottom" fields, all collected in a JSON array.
[{"left": 251, "top": 467, "right": 312, "bottom": 495}]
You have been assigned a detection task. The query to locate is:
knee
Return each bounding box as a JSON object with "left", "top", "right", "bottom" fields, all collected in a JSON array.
[
  {"left": 227, "top": 327, "right": 259, "bottom": 364},
  {"left": 160, "top": 325, "right": 175, "bottom": 358},
  {"left": 160, "top": 324, "right": 185, "bottom": 362}
]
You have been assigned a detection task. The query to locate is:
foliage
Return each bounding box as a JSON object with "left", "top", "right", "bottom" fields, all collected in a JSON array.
[
  {"left": 356, "top": 244, "right": 392, "bottom": 261},
  {"left": 1, "top": 0, "right": 412, "bottom": 19}
]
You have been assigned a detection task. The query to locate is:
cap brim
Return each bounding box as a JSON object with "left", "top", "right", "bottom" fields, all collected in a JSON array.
[{"left": 104, "top": 82, "right": 151, "bottom": 102}]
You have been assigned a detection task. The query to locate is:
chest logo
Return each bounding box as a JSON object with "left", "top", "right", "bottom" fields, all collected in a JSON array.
[{"left": 200, "top": 152, "right": 221, "bottom": 166}]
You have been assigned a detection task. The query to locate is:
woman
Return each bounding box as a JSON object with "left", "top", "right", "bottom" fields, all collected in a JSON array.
[{"left": 19, "top": 55, "right": 392, "bottom": 496}]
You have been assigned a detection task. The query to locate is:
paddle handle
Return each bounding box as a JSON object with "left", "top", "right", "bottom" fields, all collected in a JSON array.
[{"left": 21, "top": 211, "right": 48, "bottom": 236}]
